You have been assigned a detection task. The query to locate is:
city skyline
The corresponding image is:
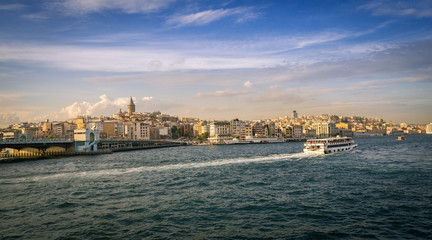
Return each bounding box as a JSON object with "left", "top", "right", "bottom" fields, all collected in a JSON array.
[{"left": 1, "top": 0, "right": 432, "bottom": 127}]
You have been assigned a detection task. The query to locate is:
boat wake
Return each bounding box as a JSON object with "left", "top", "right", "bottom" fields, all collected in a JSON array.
[{"left": 3, "top": 152, "right": 321, "bottom": 183}]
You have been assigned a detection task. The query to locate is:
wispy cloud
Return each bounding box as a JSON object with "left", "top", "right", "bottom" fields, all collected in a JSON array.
[
  {"left": 359, "top": 0, "right": 432, "bottom": 18},
  {"left": 0, "top": 3, "right": 26, "bottom": 11},
  {"left": 194, "top": 89, "right": 250, "bottom": 98},
  {"left": 21, "top": 13, "right": 49, "bottom": 21},
  {"left": 0, "top": 44, "right": 282, "bottom": 72},
  {"left": 60, "top": 0, "right": 174, "bottom": 15},
  {"left": 166, "top": 7, "right": 259, "bottom": 26}
]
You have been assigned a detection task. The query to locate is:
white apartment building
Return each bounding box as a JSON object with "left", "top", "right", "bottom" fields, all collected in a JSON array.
[
  {"left": 312, "top": 122, "right": 336, "bottom": 137},
  {"left": 210, "top": 121, "right": 230, "bottom": 137}
]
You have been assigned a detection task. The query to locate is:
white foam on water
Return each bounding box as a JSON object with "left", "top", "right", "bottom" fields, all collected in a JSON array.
[{"left": 3, "top": 151, "right": 320, "bottom": 182}]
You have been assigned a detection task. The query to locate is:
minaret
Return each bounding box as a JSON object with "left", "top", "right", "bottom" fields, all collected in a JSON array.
[{"left": 127, "top": 97, "right": 135, "bottom": 115}]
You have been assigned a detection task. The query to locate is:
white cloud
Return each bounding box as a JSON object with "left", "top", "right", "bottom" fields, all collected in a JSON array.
[
  {"left": 61, "top": 0, "right": 173, "bottom": 15},
  {"left": 0, "top": 113, "right": 20, "bottom": 127},
  {"left": 57, "top": 94, "right": 150, "bottom": 119},
  {"left": 194, "top": 89, "right": 249, "bottom": 98},
  {"left": 166, "top": 7, "right": 258, "bottom": 26},
  {"left": 243, "top": 81, "right": 254, "bottom": 88},
  {"left": 142, "top": 97, "right": 154, "bottom": 101}
]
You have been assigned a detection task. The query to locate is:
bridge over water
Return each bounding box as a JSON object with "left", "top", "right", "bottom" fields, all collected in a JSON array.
[{"left": 0, "top": 139, "right": 186, "bottom": 159}]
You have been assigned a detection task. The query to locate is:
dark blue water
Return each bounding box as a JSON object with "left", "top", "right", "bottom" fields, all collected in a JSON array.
[{"left": 1, "top": 135, "right": 432, "bottom": 239}]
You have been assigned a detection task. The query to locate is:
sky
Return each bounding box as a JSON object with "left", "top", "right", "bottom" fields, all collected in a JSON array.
[{"left": 0, "top": 0, "right": 432, "bottom": 127}]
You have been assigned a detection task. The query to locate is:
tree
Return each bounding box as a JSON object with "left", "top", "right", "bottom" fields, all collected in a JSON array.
[
  {"left": 171, "top": 126, "right": 178, "bottom": 139},
  {"left": 201, "top": 132, "right": 209, "bottom": 140},
  {"left": 177, "top": 126, "right": 184, "bottom": 137}
]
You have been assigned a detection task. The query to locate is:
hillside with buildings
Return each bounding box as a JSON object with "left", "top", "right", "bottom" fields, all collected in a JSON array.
[{"left": 0, "top": 98, "right": 429, "bottom": 143}]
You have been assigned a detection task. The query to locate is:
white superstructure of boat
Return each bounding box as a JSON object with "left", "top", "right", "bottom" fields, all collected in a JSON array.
[
  {"left": 224, "top": 136, "right": 285, "bottom": 144},
  {"left": 303, "top": 136, "right": 357, "bottom": 154}
]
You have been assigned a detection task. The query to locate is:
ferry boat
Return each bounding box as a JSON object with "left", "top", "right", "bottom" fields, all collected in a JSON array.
[
  {"left": 303, "top": 136, "right": 357, "bottom": 154},
  {"left": 398, "top": 136, "right": 405, "bottom": 140}
]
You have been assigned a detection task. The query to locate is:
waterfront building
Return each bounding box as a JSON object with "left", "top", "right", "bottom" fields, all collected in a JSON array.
[
  {"left": 312, "top": 122, "right": 336, "bottom": 137},
  {"left": 427, "top": 123, "right": 432, "bottom": 134},
  {"left": 285, "top": 126, "right": 293, "bottom": 138},
  {"left": 201, "top": 124, "right": 210, "bottom": 136},
  {"left": 128, "top": 97, "right": 136, "bottom": 115},
  {"left": 210, "top": 121, "right": 230, "bottom": 138},
  {"left": 336, "top": 128, "right": 354, "bottom": 137},
  {"left": 1, "top": 131, "right": 19, "bottom": 141},
  {"left": 265, "top": 122, "right": 276, "bottom": 137},
  {"left": 208, "top": 121, "right": 231, "bottom": 144},
  {"left": 252, "top": 122, "right": 264, "bottom": 137},
  {"left": 230, "top": 119, "right": 246, "bottom": 139},
  {"left": 158, "top": 127, "right": 170, "bottom": 139},
  {"left": 245, "top": 125, "right": 253, "bottom": 137},
  {"left": 193, "top": 121, "right": 207, "bottom": 137},
  {"left": 292, "top": 125, "right": 303, "bottom": 139},
  {"left": 303, "top": 128, "right": 317, "bottom": 138}
]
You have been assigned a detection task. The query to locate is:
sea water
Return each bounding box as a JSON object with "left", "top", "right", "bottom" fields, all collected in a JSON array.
[{"left": 1, "top": 135, "right": 432, "bottom": 239}]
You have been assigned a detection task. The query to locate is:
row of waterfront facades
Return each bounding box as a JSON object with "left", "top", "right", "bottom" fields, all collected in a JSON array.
[
  {"left": 1, "top": 110, "right": 430, "bottom": 144},
  {"left": 1, "top": 99, "right": 430, "bottom": 142}
]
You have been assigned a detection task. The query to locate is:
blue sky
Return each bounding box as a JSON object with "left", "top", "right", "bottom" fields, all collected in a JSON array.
[{"left": 0, "top": 0, "right": 431, "bottom": 127}]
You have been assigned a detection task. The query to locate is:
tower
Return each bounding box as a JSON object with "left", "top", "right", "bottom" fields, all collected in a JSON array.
[{"left": 128, "top": 97, "right": 135, "bottom": 115}]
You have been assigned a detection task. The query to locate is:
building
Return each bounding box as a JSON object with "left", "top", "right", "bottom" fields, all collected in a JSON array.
[
  {"left": 128, "top": 97, "right": 135, "bottom": 115},
  {"left": 312, "top": 122, "right": 336, "bottom": 137},
  {"left": 230, "top": 119, "right": 246, "bottom": 139},
  {"left": 244, "top": 125, "right": 252, "bottom": 137},
  {"left": 193, "top": 121, "right": 207, "bottom": 137},
  {"left": 292, "top": 110, "right": 298, "bottom": 118},
  {"left": 336, "top": 122, "right": 351, "bottom": 130},
  {"left": 252, "top": 122, "right": 264, "bottom": 137},
  {"left": 208, "top": 121, "right": 231, "bottom": 144},
  {"left": 124, "top": 121, "right": 150, "bottom": 140},
  {"left": 73, "top": 116, "right": 87, "bottom": 130},
  {"left": 209, "top": 121, "right": 230, "bottom": 137},
  {"left": 264, "top": 122, "right": 276, "bottom": 137},
  {"left": 292, "top": 125, "right": 303, "bottom": 139},
  {"left": 74, "top": 129, "right": 100, "bottom": 152},
  {"left": 426, "top": 123, "right": 432, "bottom": 134},
  {"left": 102, "top": 120, "right": 122, "bottom": 139}
]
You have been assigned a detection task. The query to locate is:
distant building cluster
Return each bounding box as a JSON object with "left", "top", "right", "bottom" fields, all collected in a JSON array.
[{"left": 0, "top": 99, "right": 430, "bottom": 142}]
